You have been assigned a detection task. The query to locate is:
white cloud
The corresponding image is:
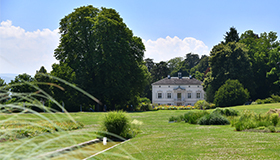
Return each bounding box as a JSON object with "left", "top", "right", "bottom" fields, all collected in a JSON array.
[
  {"left": 143, "top": 36, "right": 209, "bottom": 62},
  {"left": 0, "top": 20, "right": 59, "bottom": 75}
]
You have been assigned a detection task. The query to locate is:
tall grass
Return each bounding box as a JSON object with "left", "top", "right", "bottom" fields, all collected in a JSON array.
[
  {"left": 234, "top": 109, "right": 280, "bottom": 131},
  {"left": 0, "top": 74, "right": 139, "bottom": 159}
]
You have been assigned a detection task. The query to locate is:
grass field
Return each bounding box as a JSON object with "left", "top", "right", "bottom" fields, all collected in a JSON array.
[{"left": 1, "top": 103, "right": 280, "bottom": 159}]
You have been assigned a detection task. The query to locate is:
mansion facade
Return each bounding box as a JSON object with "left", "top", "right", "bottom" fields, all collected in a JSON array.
[{"left": 152, "top": 74, "right": 205, "bottom": 106}]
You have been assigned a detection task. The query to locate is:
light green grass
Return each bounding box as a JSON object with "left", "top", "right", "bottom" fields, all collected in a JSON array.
[{"left": 1, "top": 103, "right": 280, "bottom": 159}]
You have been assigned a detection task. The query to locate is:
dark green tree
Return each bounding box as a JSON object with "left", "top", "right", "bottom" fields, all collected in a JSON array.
[
  {"left": 9, "top": 73, "right": 36, "bottom": 93},
  {"left": 224, "top": 27, "right": 239, "bottom": 43},
  {"left": 151, "top": 61, "right": 170, "bottom": 82},
  {"left": 266, "top": 46, "right": 280, "bottom": 95},
  {"left": 50, "top": 63, "right": 79, "bottom": 112},
  {"left": 185, "top": 53, "right": 200, "bottom": 69},
  {"left": 34, "top": 66, "right": 52, "bottom": 101},
  {"left": 195, "top": 55, "right": 209, "bottom": 73},
  {"left": 214, "top": 79, "right": 249, "bottom": 107},
  {"left": 240, "top": 30, "right": 280, "bottom": 99},
  {"left": 208, "top": 42, "right": 254, "bottom": 99},
  {"left": 0, "top": 78, "right": 8, "bottom": 103},
  {"left": 170, "top": 53, "right": 200, "bottom": 77},
  {"left": 145, "top": 58, "right": 155, "bottom": 73},
  {"left": 168, "top": 57, "right": 183, "bottom": 74},
  {"left": 54, "top": 6, "right": 148, "bottom": 110}
]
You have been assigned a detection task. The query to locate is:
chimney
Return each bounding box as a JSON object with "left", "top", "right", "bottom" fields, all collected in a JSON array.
[
  {"left": 168, "top": 75, "right": 171, "bottom": 79},
  {"left": 178, "top": 72, "right": 182, "bottom": 79}
]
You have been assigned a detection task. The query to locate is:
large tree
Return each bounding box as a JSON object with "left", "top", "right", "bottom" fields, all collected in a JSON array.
[
  {"left": 34, "top": 66, "right": 52, "bottom": 101},
  {"left": 54, "top": 6, "right": 148, "bottom": 110},
  {"left": 50, "top": 63, "right": 80, "bottom": 111},
  {"left": 151, "top": 61, "right": 170, "bottom": 82},
  {"left": 223, "top": 27, "right": 240, "bottom": 44},
  {"left": 8, "top": 73, "right": 37, "bottom": 103},
  {"left": 240, "top": 30, "right": 280, "bottom": 98},
  {"left": 0, "top": 78, "right": 8, "bottom": 103},
  {"left": 205, "top": 42, "right": 254, "bottom": 101}
]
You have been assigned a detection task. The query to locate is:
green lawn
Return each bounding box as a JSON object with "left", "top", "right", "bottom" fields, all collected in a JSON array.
[{"left": 1, "top": 103, "right": 280, "bottom": 159}]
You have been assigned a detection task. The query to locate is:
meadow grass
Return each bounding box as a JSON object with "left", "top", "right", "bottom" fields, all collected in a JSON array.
[{"left": 1, "top": 104, "right": 280, "bottom": 159}]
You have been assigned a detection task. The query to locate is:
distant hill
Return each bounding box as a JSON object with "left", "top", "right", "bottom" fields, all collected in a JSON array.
[{"left": 0, "top": 73, "right": 18, "bottom": 83}]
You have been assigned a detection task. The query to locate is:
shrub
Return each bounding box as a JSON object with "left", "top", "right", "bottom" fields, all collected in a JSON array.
[
  {"left": 198, "top": 113, "right": 230, "bottom": 125},
  {"left": 169, "top": 116, "right": 177, "bottom": 122},
  {"left": 234, "top": 110, "right": 279, "bottom": 131},
  {"left": 271, "top": 114, "right": 279, "bottom": 126},
  {"left": 267, "top": 126, "right": 276, "bottom": 132},
  {"left": 271, "top": 94, "right": 280, "bottom": 103},
  {"left": 212, "top": 108, "right": 239, "bottom": 116},
  {"left": 169, "top": 115, "right": 184, "bottom": 122},
  {"left": 184, "top": 110, "right": 209, "bottom": 124},
  {"left": 194, "top": 100, "right": 210, "bottom": 110},
  {"left": 100, "top": 111, "right": 131, "bottom": 139},
  {"left": 235, "top": 119, "right": 257, "bottom": 131},
  {"left": 254, "top": 95, "right": 280, "bottom": 105},
  {"left": 209, "top": 103, "right": 216, "bottom": 109},
  {"left": 214, "top": 79, "right": 250, "bottom": 107},
  {"left": 255, "top": 99, "right": 264, "bottom": 104}
]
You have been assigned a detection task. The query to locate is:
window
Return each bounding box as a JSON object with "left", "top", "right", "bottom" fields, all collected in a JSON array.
[
  {"left": 197, "top": 93, "right": 201, "bottom": 99},
  {"left": 167, "top": 93, "right": 171, "bottom": 99},
  {"left": 188, "top": 93, "right": 191, "bottom": 98},
  {"left": 167, "top": 103, "right": 172, "bottom": 105},
  {"left": 158, "top": 93, "right": 162, "bottom": 99}
]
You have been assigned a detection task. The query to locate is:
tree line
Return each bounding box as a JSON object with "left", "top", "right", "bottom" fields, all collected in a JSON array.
[{"left": 0, "top": 5, "right": 279, "bottom": 110}]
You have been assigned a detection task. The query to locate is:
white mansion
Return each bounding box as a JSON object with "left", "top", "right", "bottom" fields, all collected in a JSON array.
[{"left": 152, "top": 73, "right": 205, "bottom": 106}]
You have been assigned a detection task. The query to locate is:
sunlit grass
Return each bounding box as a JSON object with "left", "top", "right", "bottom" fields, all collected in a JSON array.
[{"left": 1, "top": 76, "right": 280, "bottom": 159}]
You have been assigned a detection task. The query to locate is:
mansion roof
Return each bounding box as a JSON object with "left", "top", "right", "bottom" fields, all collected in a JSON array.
[{"left": 152, "top": 77, "right": 203, "bottom": 86}]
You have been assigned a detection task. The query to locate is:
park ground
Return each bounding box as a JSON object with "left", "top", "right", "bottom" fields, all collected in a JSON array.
[{"left": 1, "top": 103, "right": 280, "bottom": 159}]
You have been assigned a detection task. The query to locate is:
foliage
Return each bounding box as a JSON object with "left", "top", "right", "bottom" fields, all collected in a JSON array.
[
  {"left": 234, "top": 110, "right": 280, "bottom": 131},
  {"left": 8, "top": 73, "right": 36, "bottom": 94},
  {"left": 194, "top": 100, "right": 210, "bottom": 110},
  {"left": 168, "top": 57, "right": 183, "bottom": 73},
  {"left": 271, "top": 114, "right": 279, "bottom": 127},
  {"left": 137, "top": 97, "right": 152, "bottom": 111},
  {"left": 254, "top": 95, "right": 280, "bottom": 104},
  {"left": 50, "top": 63, "right": 80, "bottom": 111},
  {"left": 54, "top": 5, "right": 148, "bottom": 110},
  {"left": 214, "top": 79, "right": 250, "bottom": 107},
  {"left": 184, "top": 110, "right": 209, "bottom": 124},
  {"left": 223, "top": 26, "right": 240, "bottom": 43},
  {"left": 34, "top": 66, "right": 52, "bottom": 101},
  {"left": 240, "top": 30, "right": 280, "bottom": 99},
  {"left": 170, "top": 53, "right": 201, "bottom": 77},
  {"left": 0, "top": 78, "right": 8, "bottom": 104},
  {"left": 212, "top": 108, "right": 239, "bottom": 116},
  {"left": 151, "top": 61, "right": 170, "bottom": 82},
  {"left": 207, "top": 41, "right": 253, "bottom": 100},
  {"left": 168, "top": 115, "right": 184, "bottom": 122},
  {"left": 154, "top": 105, "right": 195, "bottom": 110},
  {"left": 198, "top": 112, "right": 230, "bottom": 125},
  {"left": 100, "top": 111, "right": 140, "bottom": 139},
  {"left": 0, "top": 120, "right": 84, "bottom": 141}
]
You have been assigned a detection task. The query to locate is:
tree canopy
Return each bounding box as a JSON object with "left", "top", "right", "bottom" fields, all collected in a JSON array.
[{"left": 54, "top": 6, "right": 148, "bottom": 110}]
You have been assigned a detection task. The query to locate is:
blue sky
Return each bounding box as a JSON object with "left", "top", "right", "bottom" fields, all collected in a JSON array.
[{"left": 1, "top": 0, "right": 280, "bottom": 77}]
